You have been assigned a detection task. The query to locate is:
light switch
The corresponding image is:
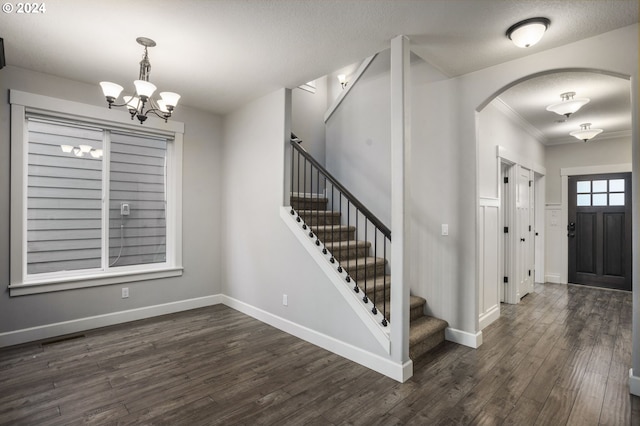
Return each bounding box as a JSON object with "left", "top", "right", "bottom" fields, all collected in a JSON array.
[{"left": 441, "top": 224, "right": 449, "bottom": 236}]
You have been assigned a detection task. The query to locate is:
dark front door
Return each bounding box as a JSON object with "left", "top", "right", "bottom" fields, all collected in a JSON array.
[{"left": 568, "top": 173, "right": 631, "bottom": 291}]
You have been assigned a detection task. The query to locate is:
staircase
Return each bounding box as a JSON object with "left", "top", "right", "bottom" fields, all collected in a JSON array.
[{"left": 291, "top": 194, "right": 448, "bottom": 361}]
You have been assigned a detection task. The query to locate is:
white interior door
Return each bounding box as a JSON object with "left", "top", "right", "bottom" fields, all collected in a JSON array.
[{"left": 516, "top": 166, "right": 534, "bottom": 298}]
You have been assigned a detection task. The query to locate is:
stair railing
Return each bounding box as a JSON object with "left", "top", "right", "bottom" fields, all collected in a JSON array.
[{"left": 289, "top": 135, "right": 391, "bottom": 327}]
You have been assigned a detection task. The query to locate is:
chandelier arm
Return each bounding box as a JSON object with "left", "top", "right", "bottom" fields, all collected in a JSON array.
[{"left": 146, "top": 108, "right": 172, "bottom": 122}]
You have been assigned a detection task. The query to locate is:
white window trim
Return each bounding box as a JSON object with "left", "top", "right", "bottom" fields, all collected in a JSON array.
[{"left": 9, "top": 90, "right": 184, "bottom": 296}]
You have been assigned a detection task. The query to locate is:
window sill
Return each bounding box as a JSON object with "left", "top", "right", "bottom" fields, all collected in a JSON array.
[{"left": 8, "top": 267, "right": 184, "bottom": 296}]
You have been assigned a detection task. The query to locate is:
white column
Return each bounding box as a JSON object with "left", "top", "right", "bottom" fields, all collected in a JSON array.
[
  {"left": 630, "top": 73, "right": 640, "bottom": 396},
  {"left": 390, "top": 34, "right": 412, "bottom": 380}
]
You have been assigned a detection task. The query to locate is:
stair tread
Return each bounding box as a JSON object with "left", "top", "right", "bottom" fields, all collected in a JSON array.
[
  {"left": 359, "top": 275, "right": 391, "bottom": 290},
  {"left": 409, "top": 316, "right": 448, "bottom": 345},
  {"left": 341, "top": 257, "right": 386, "bottom": 269},
  {"left": 410, "top": 295, "right": 426, "bottom": 308},
  {"left": 297, "top": 210, "right": 340, "bottom": 216},
  {"left": 290, "top": 195, "right": 328, "bottom": 201},
  {"left": 323, "top": 240, "right": 370, "bottom": 249},
  {"left": 311, "top": 224, "right": 355, "bottom": 231}
]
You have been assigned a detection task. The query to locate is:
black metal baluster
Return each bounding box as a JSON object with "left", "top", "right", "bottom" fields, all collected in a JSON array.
[
  {"left": 315, "top": 167, "right": 320, "bottom": 245},
  {"left": 382, "top": 237, "right": 388, "bottom": 326},
  {"left": 322, "top": 176, "right": 328, "bottom": 255},
  {"left": 372, "top": 229, "right": 378, "bottom": 315},
  {"left": 302, "top": 157, "right": 307, "bottom": 230}
]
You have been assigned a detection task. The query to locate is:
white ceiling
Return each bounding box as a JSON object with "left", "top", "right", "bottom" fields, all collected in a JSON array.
[
  {"left": 496, "top": 71, "right": 632, "bottom": 145},
  {"left": 0, "top": 0, "right": 638, "bottom": 142}
]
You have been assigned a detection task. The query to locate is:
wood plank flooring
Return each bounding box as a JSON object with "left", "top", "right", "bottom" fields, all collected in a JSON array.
[{"left": 1, "top": 282, "right": 638, "bottom": 425}]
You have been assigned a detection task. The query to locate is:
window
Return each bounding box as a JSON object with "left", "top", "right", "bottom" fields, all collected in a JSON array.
[
  {"left": 10, "top": 90, "right": 183, "bottom": 295},
  {"left": 575, "top": 178, "right": 626, "bottom": 207}
]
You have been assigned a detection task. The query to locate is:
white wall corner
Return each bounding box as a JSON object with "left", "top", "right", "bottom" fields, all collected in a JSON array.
[
  {"left": 221, "top": 294, "right": 410, "bottom": 383},
  {"left": 445, "top": 327, "right": 483, "bottom": 348},
  {"left": 629, "top": 369, "right": 640, "bottom": 397},
  {"left": 0, "top": 295, "right": 223, "bottom": 348}
]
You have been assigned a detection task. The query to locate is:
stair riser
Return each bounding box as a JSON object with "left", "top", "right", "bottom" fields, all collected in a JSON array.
[
  {"left": 347, "top": 264, "right": 386, "bottom": 281},
  {"left": 291, "top": 200, "right": 328, "bottom": 210},
  {"left": 409, "top": 330, "right": 445, "bottom": 360},
  {"left": 410, "top": 305, "right": 425, "bottom": 322},
  {"left": 298, "top": 215, "right": 342, "bottom": 226},
  {"left": 330, "top": 246, "right": 370, "bottom": 262},
  {"left": 313, "top": 230, "right": 355, "bottom": 242}
]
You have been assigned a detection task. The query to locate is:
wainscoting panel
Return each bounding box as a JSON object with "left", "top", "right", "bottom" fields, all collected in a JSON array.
[{"left": 479, "top": 198, "right": 500, "bottom": 330}]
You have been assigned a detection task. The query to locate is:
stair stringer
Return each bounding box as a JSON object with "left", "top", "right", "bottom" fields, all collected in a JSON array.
[{"left": 280, "top": 206, "right": 391, "bottom": 353}]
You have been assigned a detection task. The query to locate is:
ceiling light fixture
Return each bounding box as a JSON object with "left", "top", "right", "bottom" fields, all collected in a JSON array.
[
  {"left": 546, "top": 92, "right": 590, "bottom": 118},
  {"left": 506, "top": 17, "right": 550, "bottom": 48},
  {"left": 570, "top": 123, "right": 603, "bottom": 142},
  {"left": 337, "top": 74, "right": 348, "bottom": 89},
  {"left": 100, "top": 37, "right": 180, "bottom": 125}
]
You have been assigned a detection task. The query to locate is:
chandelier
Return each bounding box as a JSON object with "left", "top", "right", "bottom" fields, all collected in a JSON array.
[
  {"left": 546, "top": 92, "right": 590, "bottom": 118},
  {"left": 570, "top": 123, "right": 603, "bottom": 142},
  {"left": 100, "top": 37, "right": 180, "bottom": 124}
]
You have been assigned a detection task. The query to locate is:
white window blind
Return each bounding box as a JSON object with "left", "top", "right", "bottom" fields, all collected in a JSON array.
[{"left": 26, "top": 119, "right": 169, "bottom": 276}]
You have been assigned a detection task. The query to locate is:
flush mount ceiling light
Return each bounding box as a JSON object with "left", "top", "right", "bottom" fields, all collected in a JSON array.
[
  {"left": 546, "top": 92, "right": 590, "bottom": 118},
  {"left": 506, "top": 17, "right": 550, "bottom": 48},
  {"left": 570, "top": 123, "right": 603, "bottom": 142},
  {"left": 100, "top": 37, "right": 180, "bottom": 124}
]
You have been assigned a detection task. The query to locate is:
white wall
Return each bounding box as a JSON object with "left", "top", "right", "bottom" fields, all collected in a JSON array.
[
  {"left": 325, "top": 50, "right": 392, "bottom": 226},
  {"left": 0, "top": 66, "right": 223, "bottom": 338},
  {"left": 292, "top": 77, "right": 328, "bottom": 164},
  {"left": 220, "top": 89, "right": 390, "bottom": 359},
  {"left": 478, "top": 101, "right": 545, "bottom": 199}
]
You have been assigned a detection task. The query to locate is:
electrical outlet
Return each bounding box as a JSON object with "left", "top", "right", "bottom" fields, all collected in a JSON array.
[
  {"left": 282, "top": 294, "right": 288, "bottom": 306},
  {"left": 122, "top": 287, "right": 129, "bottom": 298}
]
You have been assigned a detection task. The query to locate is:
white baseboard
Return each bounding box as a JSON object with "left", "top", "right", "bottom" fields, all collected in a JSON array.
[
  {"left": 0, "top": 295, "right": 223, "bottom": 348},
  {"left": 630, "top": 369, "right": 640, "bottom": 396},
  {"left": 221, "top": 295, "right": 412, "bottom": 383},
  {"left": 545, "top": 273, "right": 563, "bottom": 284},
  {"left": 445, "top": 327, "right": 483, "bottom": 348},
  {"left": 479, "top": 304, "right": 500, "bottom": 330}
]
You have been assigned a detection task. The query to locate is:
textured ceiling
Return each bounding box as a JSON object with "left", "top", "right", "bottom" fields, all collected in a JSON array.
[
  {"left": 0, "top": 0, "right": 638, "bottom": 134},
  {"left": 497, "top": 72, "right": 632, "bottom": 145}
]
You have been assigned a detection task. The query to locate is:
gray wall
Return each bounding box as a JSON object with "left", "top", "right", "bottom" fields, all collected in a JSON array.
[
  {"left": 545, "top": 136, "right": 631, "bottom": 204},
  {"left": 0, "top": 66, "right": 223, "bottom": 334}
]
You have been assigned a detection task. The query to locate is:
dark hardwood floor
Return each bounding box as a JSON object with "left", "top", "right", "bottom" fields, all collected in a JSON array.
[{"left": 1, "top": 282, "right": 638, "bottom": 425}]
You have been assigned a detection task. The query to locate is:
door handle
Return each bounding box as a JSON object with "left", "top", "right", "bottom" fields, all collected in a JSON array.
[{"left": 520, "top": 238, "right": 526, "bottom": 242}]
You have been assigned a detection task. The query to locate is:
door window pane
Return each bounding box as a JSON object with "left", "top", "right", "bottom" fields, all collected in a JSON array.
[
  {"left": 593, "top": 194, "right": 607, "bottom": 206},
  {"left": 609, "top": 179, "right": 625, "bottom": 192},
  {"left": 592, "top": 180, "right": 607, "bottom": 193},
  {"left": 609, "top": 193, "right": 625, "bottom": 206},
  {"left": 577, "top": 194, "right": 591, "bottom": 206},
  {"left": 577, "top": 181, "right": 591, "bottom": 193}
]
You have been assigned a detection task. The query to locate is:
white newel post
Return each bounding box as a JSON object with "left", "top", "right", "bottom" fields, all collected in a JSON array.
[{"left": 390, "top": 35, "right": 412, "bottom": 381}]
